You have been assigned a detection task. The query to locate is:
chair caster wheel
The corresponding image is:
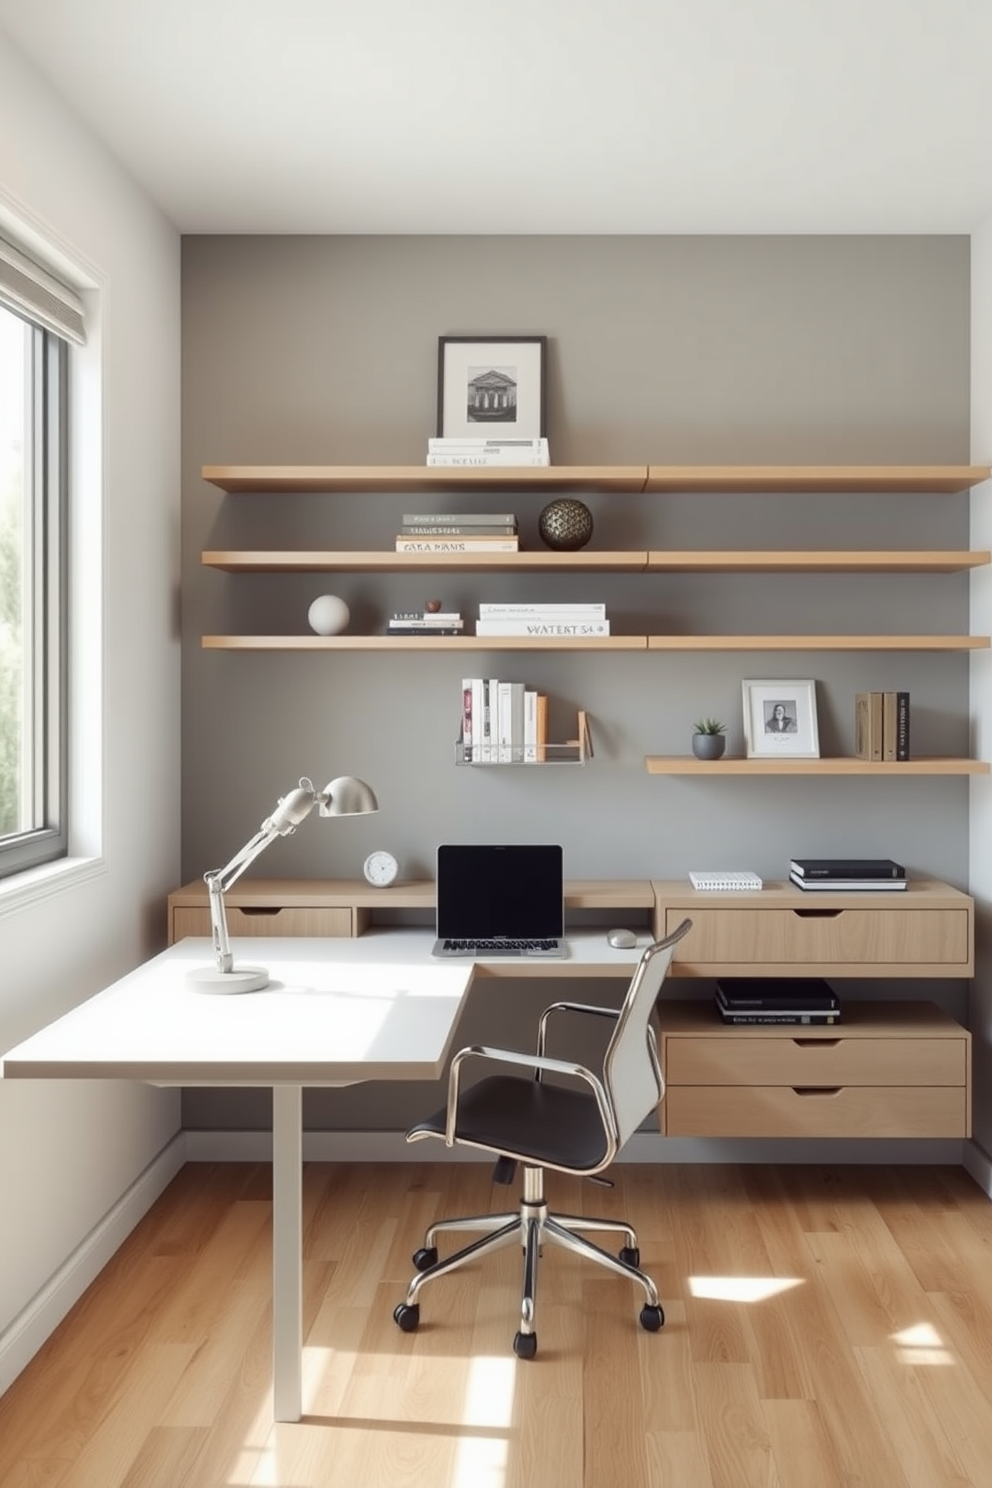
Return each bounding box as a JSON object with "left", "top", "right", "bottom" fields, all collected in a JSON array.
[
  {"left": 639, "top": 1304, "right": 664, "bottom": 1332},
  {"left": 412, "top": 1246, "right": 437, "bottom": 1272},
  {"left": 513, "top": 1330, "right": 537, "bottom": 1359},
  {"left": 619, "top": 1245, "right": 640, "bottom": 1267},
  {"left": 393, "top": 1302, "right": 420, "bottom": 1332}
]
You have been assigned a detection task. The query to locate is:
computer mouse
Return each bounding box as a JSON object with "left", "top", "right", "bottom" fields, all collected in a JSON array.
[{"left": 606, "top": 927, "right": 637, "bottom": 949}]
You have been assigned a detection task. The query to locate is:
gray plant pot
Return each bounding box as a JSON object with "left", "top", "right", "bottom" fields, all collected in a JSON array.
[{"left": 692, "top": 732, "right": 726, "bottom": 760}]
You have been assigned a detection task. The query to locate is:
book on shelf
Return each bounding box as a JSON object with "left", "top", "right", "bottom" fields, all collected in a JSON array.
[
  {"left": 854, "top": 691, "right": 883, "bottom": 761},
  {"left": 689, "top": 871, "right": 763, "bottom": 891},
  {"left": 478, "top": 602, "right": 606, "bottom": 617},
  {"left": 395, "top": 537, "right": 520, "bottom": 553},
  {"left": 388, "top": 625, "right": 463, "bottom": 635},
  {"left": 789, "top": 872, "right": 907, "bottom": 891},
  {"left": 881, "top": 690, "right": 911, "bottom": 761},
  {"left": 388, "top": 611, "right": 463, "bottom": 626},
  {"left": 387, "top": 612, "right": 464, "bottom": 635},
  {"left": 790, "top": 857, "right": 905, "bottom": 879},
  {"left": 475, "top": 619, "right": 610, "bottom": 636},
  {"left": 461, "top": 678, "right": 474, "bottom": 762},
  {"left": 523, "top": 689, "right": 538, "bottom": 762},
  {"left": 426, "top": 437, "right": 550, "bottom": 466},
  {"left": 427, "top": 453, "right": 550, "bottom": 466},
  {"left": 716, "top": 977, "right": 839, "bottom": 1010},
  {"left": 536, "top": 692, "right": 548, "bottom": 762},
  {"left": 717, "top": 1007, "right": 842, "bottom": 1025},
  {"left": 402, "top": 511, "right": 516, "bottom": 525},
  {"left": 428, "top": 437, "right": 549, "bottom": 452},
  {"left": 496, "top": 680, "right": 526, "bottom": 762},
  {"left": 401, "top": 523, "right": 518, "bottom": 536}
]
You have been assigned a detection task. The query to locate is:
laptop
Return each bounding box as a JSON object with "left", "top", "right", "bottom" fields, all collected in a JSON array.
[{"left": 432, "top": 844, "right": 567, "bottom": 959}]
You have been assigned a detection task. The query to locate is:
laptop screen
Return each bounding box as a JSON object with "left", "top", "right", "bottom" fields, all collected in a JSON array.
[{"left": 435, "top": 844, "right": 564, "bottom": 941}]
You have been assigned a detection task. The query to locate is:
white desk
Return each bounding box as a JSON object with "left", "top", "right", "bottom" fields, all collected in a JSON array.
[{"left": 1, "top": 929, "right": 645, "bottom": 1420}]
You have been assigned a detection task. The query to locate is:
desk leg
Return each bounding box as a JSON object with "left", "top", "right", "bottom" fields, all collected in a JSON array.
[{"left": 272, "top": 1083, "right": 303, "bottom": 1423}]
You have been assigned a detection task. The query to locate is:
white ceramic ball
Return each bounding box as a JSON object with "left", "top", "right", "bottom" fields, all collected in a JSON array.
[{"left": 307, "top": 594, "right": 350, "bottom": 635}]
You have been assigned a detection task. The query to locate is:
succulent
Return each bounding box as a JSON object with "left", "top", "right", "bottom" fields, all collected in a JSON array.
[{"left": 693, "top": 717, "right": 726, "bottom": 735}]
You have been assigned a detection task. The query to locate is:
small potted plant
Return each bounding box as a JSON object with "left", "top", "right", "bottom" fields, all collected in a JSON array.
[{"left": 692, "top": 717, "right": 727, "bottom": 760}]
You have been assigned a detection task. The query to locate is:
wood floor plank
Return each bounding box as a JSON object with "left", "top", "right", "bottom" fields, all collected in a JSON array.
[{"left": 2, "top": 1161, "right": 991, "bottom": 1488}]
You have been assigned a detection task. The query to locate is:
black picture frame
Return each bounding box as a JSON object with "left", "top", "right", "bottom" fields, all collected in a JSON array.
[{"left": 437, "top": 335, "right": 547, "bottom": 440}]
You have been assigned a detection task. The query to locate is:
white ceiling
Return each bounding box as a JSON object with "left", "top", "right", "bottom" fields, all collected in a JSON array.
[{"left": 3, "top": 0, "right": 992, "bottom": 236}]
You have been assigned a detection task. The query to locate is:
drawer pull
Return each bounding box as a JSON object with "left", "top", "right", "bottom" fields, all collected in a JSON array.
[
  {"left": 793, "top": 1038, "right": 841, "bottom": 1049},
  {"left": 237, "top": 907, "right": 283, "bottom": 918},
  {"left": 791, "top": 908, "right": 843, "bottom": 919},
  {"left": 793, "top": 1087, "right": 842, "bottom": 1098}
]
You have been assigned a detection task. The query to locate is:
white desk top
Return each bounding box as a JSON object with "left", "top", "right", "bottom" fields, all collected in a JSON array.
[{"left": 1, "top": 936, "right": 475, "bottom": 1086}]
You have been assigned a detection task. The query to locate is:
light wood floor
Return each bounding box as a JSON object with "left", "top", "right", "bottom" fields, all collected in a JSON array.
[{"left": 2, "top": 1160, "right": 992, "bottom": 1487}]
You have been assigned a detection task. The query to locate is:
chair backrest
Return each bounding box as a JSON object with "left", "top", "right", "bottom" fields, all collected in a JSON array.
[{"left": 602, "top": 918, "right": 693, "bottom": 1148}]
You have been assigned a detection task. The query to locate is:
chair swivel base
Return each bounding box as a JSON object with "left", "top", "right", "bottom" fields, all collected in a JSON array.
[{"left": 392, "top": 1165, "right": 664, "bottom": 1358}]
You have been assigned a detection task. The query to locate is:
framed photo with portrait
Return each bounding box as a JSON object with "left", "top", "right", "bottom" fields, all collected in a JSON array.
[
  {"left": 437, "top": 335, "right": 547, "bottom": 440},
  {"left": 742, "top": 678, "right": 820, "bottom": 759}
]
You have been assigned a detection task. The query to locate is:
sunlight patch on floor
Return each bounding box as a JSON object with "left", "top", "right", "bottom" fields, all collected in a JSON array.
[
  {"left": 450, "top": 1354, "right": 516, "bottom": 1488},
  {"left": 892, "top": 1321, "right": 953, "bottom": 1366},
  {"left": 689, "top": 1275, "right": 803, "bottom": 1303}
]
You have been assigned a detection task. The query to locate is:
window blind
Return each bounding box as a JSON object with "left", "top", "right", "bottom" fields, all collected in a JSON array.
[{"left": 0, "top": 233, "right": 86, "bottom": 345}]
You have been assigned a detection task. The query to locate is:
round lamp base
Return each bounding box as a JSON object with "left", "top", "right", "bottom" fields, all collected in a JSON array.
[{"left": 187, "top": 965, "right": 270, "bottom": 994}]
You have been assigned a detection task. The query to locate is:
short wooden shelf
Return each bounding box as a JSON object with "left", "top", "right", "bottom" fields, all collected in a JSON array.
[
  {"left": 202, "top": 464, "right": 648, "bottom": 493},
  {"left": 644, "top": 755, "right": 989, "bottom": 776},
  {"left": 643, "top": 465, "right": 990, "bottom": 493},
  {"left": 645, "top": 550, "right": 990, "bottom": 574},
  {"left": 201, "top": 635, "right": 645, "bottom": 651}
]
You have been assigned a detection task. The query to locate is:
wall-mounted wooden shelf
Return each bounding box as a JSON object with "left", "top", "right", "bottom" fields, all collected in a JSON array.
[
  {"left": 201, "top": 548, "right": 991, "bottom": 576},
  {"left": 202, "top": 633, "right": 990, "bottom": 653},
  {"left": 646, "top": 635, "right": 989, "bottom": 651},
  {"left": 201, "top": 463, "right": 991, "bottom": 495},
  {"left": 644, "top": 755, "right": 990, "bottom": 776},
  {"left": 201, "top": 464, "right": 648, "bottom": 493}
]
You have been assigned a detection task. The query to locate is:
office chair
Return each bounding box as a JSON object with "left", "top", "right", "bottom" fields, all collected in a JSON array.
[{"left": 392, "top": 918, "right": 693, "bottom": 1358}]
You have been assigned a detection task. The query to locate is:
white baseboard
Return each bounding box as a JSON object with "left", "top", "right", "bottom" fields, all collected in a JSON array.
[{"left": 0, "top": 1133, "right": 187, "bottom": 1397}]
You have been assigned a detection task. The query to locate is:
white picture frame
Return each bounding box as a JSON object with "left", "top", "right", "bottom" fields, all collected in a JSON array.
[
  {"left": 742, "top": 678, "right": 820, "bottom": 759},
  {"left": 437, "top": 335, "right": 547, "bottom": 439}
]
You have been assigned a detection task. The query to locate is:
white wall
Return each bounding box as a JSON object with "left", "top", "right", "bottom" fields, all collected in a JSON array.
[
  {"left": 970, "top": 221, "right": 992, "bottom": 1167},
  {"left": 0, "top": 33, "right": 182, "bottom": 1389}
]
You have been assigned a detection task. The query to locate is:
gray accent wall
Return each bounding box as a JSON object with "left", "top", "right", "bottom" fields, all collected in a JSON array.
[{"left": 180, "top": 234, "right": 972, "bottom": 1133}]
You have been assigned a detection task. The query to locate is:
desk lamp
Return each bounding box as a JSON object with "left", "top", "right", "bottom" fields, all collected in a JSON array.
[{"left": 188, "top": 775, "right": 379, "bottom": 992}]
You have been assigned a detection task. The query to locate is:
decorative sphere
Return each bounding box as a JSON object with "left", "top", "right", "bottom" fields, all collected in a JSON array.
[
  {"left": 307, "top": 594, "right": 350, "bottom": 635},
  {"left": 538, "top": 498, "right": 594, "bottom": 551}
]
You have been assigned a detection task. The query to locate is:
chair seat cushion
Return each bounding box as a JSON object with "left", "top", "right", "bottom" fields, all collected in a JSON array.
[{"left": 408, "top": 1074, "right": 611, "bottom": 1171}]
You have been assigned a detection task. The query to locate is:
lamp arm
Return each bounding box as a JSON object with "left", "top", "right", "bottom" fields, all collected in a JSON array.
[{"left": 203, "top": 824, "right": 284, "bottom": 972}]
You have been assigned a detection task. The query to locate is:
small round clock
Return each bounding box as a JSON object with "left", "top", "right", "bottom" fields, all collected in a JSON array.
[{"left": 363, "top": 850, "right": 400, "bottom": 888}]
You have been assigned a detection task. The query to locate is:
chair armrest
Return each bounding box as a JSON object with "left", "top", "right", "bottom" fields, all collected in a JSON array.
[
  {"left": 445, "top": 1044, "right": 615, "bottom": 1149},
  {"left": 537, "top": 1001, "right": 619, "bottom": 1059}
]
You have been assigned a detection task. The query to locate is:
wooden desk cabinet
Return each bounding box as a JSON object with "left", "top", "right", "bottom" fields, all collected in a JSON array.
[
  {"left": 652, "top": 878, "right": 973, "bottom": 977},
  {"left": 656, "top": 1001, "right": 971, "bottom": 1139}
]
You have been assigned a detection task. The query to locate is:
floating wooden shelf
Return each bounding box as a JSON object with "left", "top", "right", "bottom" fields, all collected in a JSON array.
[
  {"left": 644, "top": 756, "right": 990, "bottom": 776},
  {"left": 201, "top": 548, "right": 991, "bottom": 575},
  {"left": 201, "top": 464, "right": 648, "bottom": 493},
  {"left": 201, "top": 635, "right": 645, "bottom": 651},
  {"left": 201, "top": 463, "right": 991, "bottom": 495}
]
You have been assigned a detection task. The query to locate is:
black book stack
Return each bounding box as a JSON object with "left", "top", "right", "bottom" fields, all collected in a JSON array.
[
  {"left": 715, "top": 977, "right": 841, "bottom": 1026},
  {"left": 789, "top": 857, "right": 906, "bottom": 892}
]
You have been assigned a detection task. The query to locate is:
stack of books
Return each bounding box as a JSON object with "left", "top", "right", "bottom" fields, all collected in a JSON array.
[
  {"left": 396, "top": 512, "right": 519, "bottom": 554},
  {"left": 426, "top": 437, "right": 550, "bottom": 467},
  {"left": 789, "top": 857, "right": 907, "bottom": 891},
  {"left": 387, "top": 610, "right": 464, "bottom": 636},
  {"left": 474, "top": 602, "right": 610, "bottom": 637},
  {"left": 715, "top": 977, "right": 841, "bottom": 1026},
  {"left": 461, "top": 677, "right": 547, "bottom": 763},
  {"left": 854, "top": 690, "right": 911, "bottom": 761}
]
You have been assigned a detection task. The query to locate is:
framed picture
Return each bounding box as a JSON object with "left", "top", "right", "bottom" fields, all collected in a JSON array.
[
  {"left": 437, "top": 335, "right": 547, "bottom": 439},
  {"left": 742, "top": 678, "right": 820, "bottom": 758}
]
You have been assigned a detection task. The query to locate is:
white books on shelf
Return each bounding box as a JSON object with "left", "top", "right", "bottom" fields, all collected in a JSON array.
[
  {"left": 403, "top": 512, "right": 515, "bottom": 525},
  {"left": 471, "top": 678, "right": 486, "bottom": 763},
  {"left": 523, "top": 689, "right": 538, "bottom": 762},
  {"left": 487, "top": 677, "right": 500, "bottom": 765},
  {"left": 427, "top": 453, "right": 550, "bottom": 467},
  {"left": 475, "top": 620, "right": 610, "bottom": 636},
  {"left": 428, "top": 437, "right": 549, "bottom": 452},
  {"left": 689, "top": 871, "right": 764, "bottom": 891},
  {"left": 461, "top": 678, "right": 474, "bottom": 762},
  {"left": 396, "top": 537, "right": 519, "bottom": 553},
  {"left": 478, "top": 602, "right": 606, "bottom": 617}
]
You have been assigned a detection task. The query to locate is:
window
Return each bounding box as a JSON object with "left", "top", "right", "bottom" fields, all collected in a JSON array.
[{"left": 0, "top": 235, "right": 83, "bottom": 881}]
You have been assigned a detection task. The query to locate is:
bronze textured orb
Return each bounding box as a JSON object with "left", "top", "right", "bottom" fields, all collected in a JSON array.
[{"left": 538, "top": 498, "right": 594, "bottom": 551}]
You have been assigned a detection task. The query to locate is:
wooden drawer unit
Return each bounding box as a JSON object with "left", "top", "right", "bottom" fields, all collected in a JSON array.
[
  {"left": 166, "top": 878, "right": 378, "bottom": 943},
  {"left": 652, "top": 878, "right": 973, "bottom": 977},
  {"left": 657, "top": 1000, "right": 971, "bottom": 1139}
]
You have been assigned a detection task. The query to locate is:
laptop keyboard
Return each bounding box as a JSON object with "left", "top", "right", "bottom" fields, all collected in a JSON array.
[{"left": 439, "top": 938, "right": 562, "bottom": 958}]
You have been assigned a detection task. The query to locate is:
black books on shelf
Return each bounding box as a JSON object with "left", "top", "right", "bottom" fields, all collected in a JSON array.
[
  {"left": 715, "top": 977, "right": 841, "bottom": 1025},
  {"left": 387, "top": 610, "right": 464, "bottom": 636},
  {"left": 789, "top": 873, "right": 907, "bottom": 892},
  {"left": 790, "top": 858, "right": 905, "bottom": 880}
]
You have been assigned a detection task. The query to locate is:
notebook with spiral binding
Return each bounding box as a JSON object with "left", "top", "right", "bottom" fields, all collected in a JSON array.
[{"left": 689, "top": 871, "right": 763, "bottom": 892}]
